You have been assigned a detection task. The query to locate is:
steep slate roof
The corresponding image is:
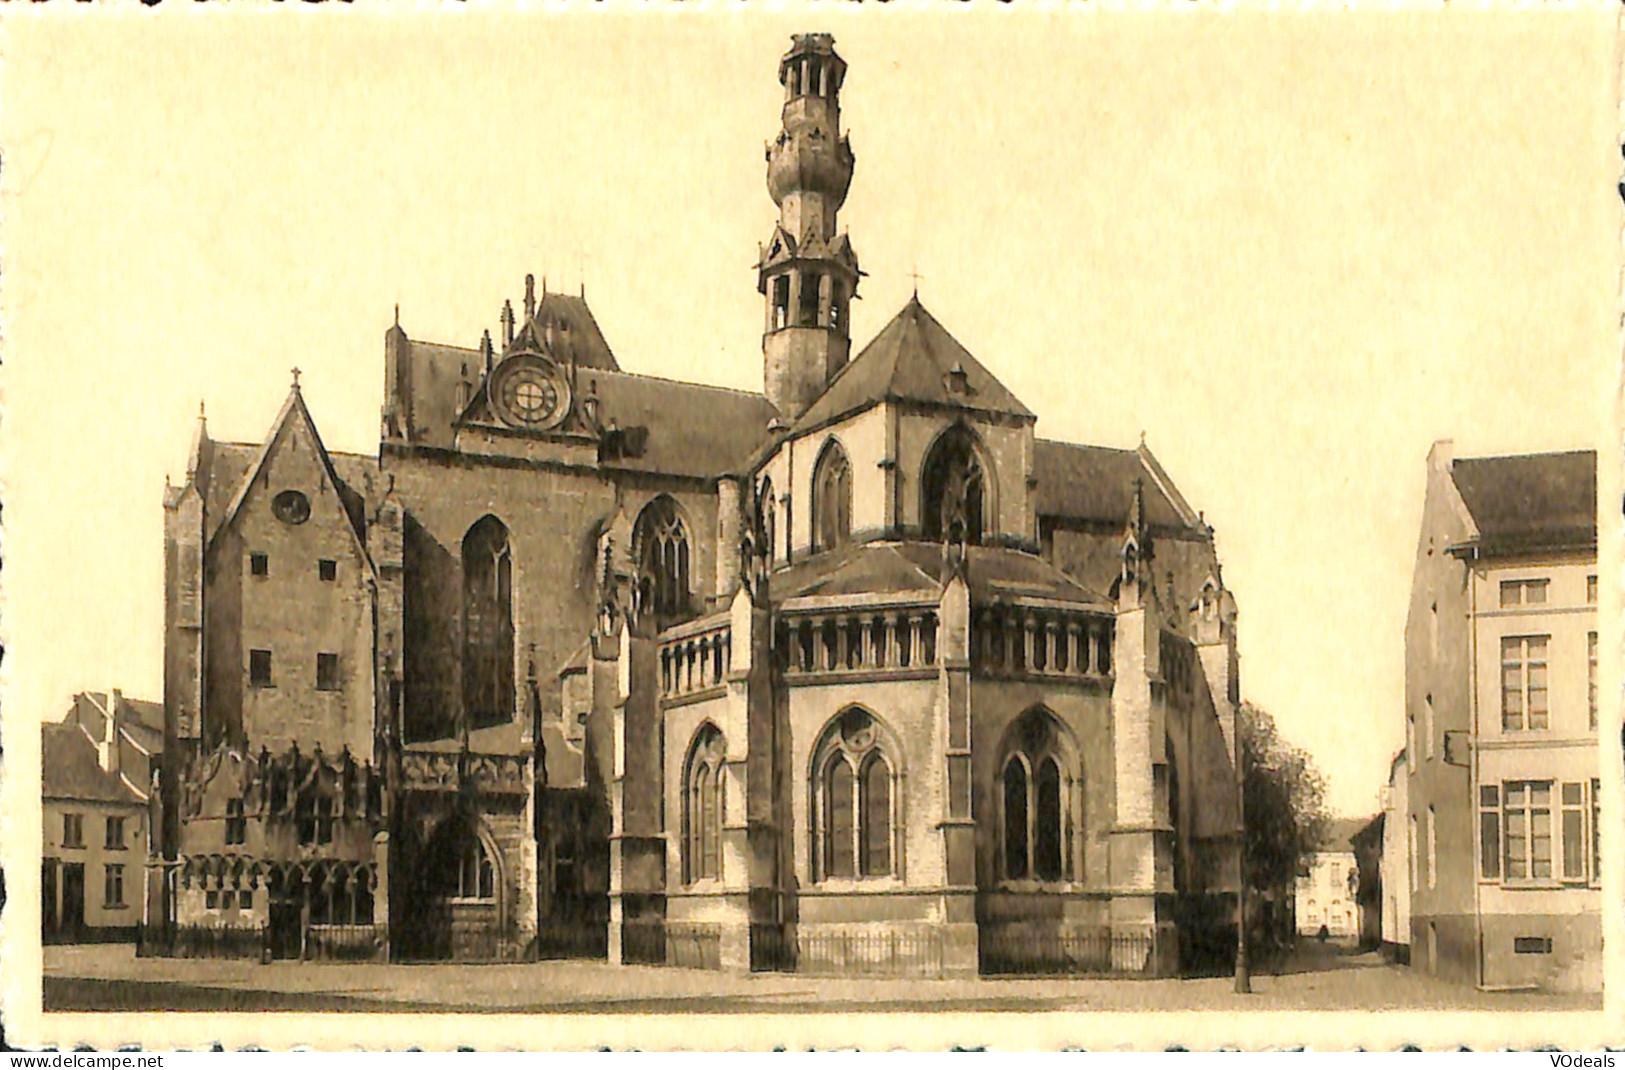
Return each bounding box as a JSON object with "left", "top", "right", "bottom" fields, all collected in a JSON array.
[
  {"left": 773, "top": 541, "right": 1111, "bottom": 607},
  {"left": 1032, "top": 440, "right": 1201, "bottom": 530},
  {"left": 42, "top": 721, "right": 143, "bottom": 805},
  {"left": 1323, "top": 816, "right": 1372, "bottom": 852},
  {"left": 792, "top": 297, "right": 1035, "bottom": 432},
  {"left": 589, "top": 369, "right": 779, "bottom": 480},
  {"left": 207, "top": 385, "right": 376, "bottom": 575},
  {"left": 530, "top": 291, "right": 620, "bottom": 372},
  {"left": 1450, "top": 450, "right": 1597, "bottom": 556},
  {"left": 203, "top": 444, "right": 378, "bottom": 543}
]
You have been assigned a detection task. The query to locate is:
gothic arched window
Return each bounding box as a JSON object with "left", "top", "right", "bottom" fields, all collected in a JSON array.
[
  {"left": 812, "top": 708, "right": 898, "bottom": 881},
  {"left": 921, "top": 425, "right": 987, "bottom": 544},
  {"left": 683, "top": 723, "right": 726, "bottom": 884},
  {"left": 1000, "top": 708, "right": 1078, "bottom": 883},
  {"left": 462, "top": 515, "right": 514, "bottom": 730},
  {"left": 455, "top": 835, "right": 497, "bottom": 901},
  {"left": 811, "top": 440, "right": 852, "bottom": 554},
  {"left": 634, "top": 495, "right": 692, "bottom": 629}
]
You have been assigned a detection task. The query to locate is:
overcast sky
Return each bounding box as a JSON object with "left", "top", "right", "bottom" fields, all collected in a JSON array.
[{"left": 3, "top": 7, "right": 1616, "bottom": 816}]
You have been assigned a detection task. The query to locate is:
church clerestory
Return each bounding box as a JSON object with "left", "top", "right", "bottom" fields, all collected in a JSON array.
[{"left": 155, "top": 32, "right": 1244, "bottom": 977}]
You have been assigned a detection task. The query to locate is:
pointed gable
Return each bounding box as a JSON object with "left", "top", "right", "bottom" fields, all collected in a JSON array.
[
  {"left": 791, "top": 297, "right": 1034, "bottom": 433},
  {"left": 208, "top": 385, "right": 375, "bottom": 576}
]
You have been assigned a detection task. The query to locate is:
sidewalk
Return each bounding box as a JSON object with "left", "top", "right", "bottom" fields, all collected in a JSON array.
[{"left": 43, "top": 943, "right": 1600, "bottom": 1014}]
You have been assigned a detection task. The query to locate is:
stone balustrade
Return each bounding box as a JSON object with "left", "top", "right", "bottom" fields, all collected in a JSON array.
[
  {"left": 776, "top": 608, "right": 939, "bottom": 675},
  {"left": 659, "top": 620, "right": 733, "bottom": 699},
  {"left": 972, "top": 606, "right": 1114, "bottom": 679}
]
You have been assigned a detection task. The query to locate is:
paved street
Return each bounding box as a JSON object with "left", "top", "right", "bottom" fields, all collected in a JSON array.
[{"left": 42, "top": 941, "right": 1599, "bottom": 1014}]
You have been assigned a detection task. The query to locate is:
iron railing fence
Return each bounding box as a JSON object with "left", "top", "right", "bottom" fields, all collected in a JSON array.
[
  {"left": 535, "top": 917, "right": 608, "bottom": 960},
  {"left": 979, "top": 927, "right": 1156, "bottom": 977},
  {"left": 665, "top": 924, "right": 722, "bottom": 971},
  {"left": 621, "top": 918, "right": 667, "bottom": 965},
  {"left": 750, "top": 923, "right": 796, "bottom": 973},
  {"left": 136, "top": 922, "right": 268, "bottom": 961},
  {"left": 796, "top": 927, "right": 945, "bottom": 978},
  {"left": 305, "top": 923, "right": 387, "bottom": 962}
]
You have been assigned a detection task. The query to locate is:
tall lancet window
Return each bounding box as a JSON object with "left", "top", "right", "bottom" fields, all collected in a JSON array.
[
  {"left": 683, "top": 723, "right": 726, "bottom": 884},
  {"left": 921, "top": 425, "right": 987, "bottom": 544},
  {"left": 462, "top": 516, "right": 515, "bottom": 729},
  {"left": 634, "top": 495, "right": 692, "bottom": 630},
  {"left": 1000, "top": 708, "right": 1078, "bottom": 883},
  {"left": 812, "top": 708, "right": 898, "bottom": 881},
  {"left": 811, "top": 439, "right": 852, "bottom": 553}
]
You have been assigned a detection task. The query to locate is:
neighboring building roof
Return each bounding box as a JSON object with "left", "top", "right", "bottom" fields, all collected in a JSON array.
[
  {"left": 1322, "top": 816, "right": 1371, "bottom": 852},
  {"left": 1449, "top": 449, "right": 1597, "bottom": 556},
  {"left": 42, "top": 721, "right": 143, "bottom": 805},
  {"left": 772, "top": 540, "right": 1112, "bottom": 608},
  {"left": 587, "top": 368, "right": 779, "bottom": 480},
  {"left": 529, "top": 291, "right": 620, "bottom": 372},
  {"left": 1032, "top": 440, "right": 1202, "bottom": 531},
  {"left": 792, "top": 297, "right": 1035, "bottom": 433}
]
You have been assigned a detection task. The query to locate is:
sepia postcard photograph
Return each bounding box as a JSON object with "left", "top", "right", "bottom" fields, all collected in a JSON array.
[{"left": 0, "top": 2, "right": 1619, "bottom": 1051}]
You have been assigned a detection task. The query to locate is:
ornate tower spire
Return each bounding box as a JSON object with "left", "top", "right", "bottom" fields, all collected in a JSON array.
[{"left": 759, "top": 33, "right": 861, "bottom": 419}]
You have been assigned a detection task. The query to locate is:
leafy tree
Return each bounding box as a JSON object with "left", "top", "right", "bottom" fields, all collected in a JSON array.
[{"left": 1240, "top": 702, "right": 1330, "bottom": 900}]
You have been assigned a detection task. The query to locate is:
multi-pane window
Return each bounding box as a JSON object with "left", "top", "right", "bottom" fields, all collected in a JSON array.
[
  {"left": 1501, "top": 636, "right": 1549, "bottom": 730},
  {"left": 104, "top": 816, "right": 125, "bottom": 850},
  {"left": 455, "top": 837, "right": 496, "bottom": 900},
  {"left": 1589, "top": 632, "right": 1599, "bottom": 731},
  {"left": 104, "top": 863, "right": 125, "bottom": 908},
  {"left": 316, "top": 652, "right": 341, "bottom": 691},
  {"left": 683, "top": 724, "right": 725, "bottom": 884},
  {"left": 62, "top": 813, "right": 83, "bottom": 849},
  {"left": 250, "top": 552, "right": 269, "bottom": 577},
  {"left": 1480, "top": 785, "right": 1501, "bottom": 879},
  {"left": 1486, "top": 780, "right": 1594, "bottom": 884},
  {"left": 225, "top": 799, "right": 247, "bottom": 845},
  {"left": 319, "top": 559, "right": 337, "bottom": 582},
  {"left": 1561, "top": 782, "right": 1587, "bottom": 882},
  {"left": 249, "top": 649, "right": 274, "bottom": 688},
  {"left": 1500, "top": 579, "right": 1548, "bottom": 607},
  {"left": 1001, "top": 710, "right": 1075, "bottom": 883},
  {"left": 633, "top": 497, "right": 691, "bottom": 627},
  {"left": 814, "top": 708, "right": 895, "bottom": 881},
  {"left": 1503, "top": 781, "right": 1553, "bottom": 881}
]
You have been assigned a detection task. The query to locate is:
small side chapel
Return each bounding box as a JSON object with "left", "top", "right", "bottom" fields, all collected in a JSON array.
[{"left": 156, "top": 33, "right": 1243, "bottom": 977}]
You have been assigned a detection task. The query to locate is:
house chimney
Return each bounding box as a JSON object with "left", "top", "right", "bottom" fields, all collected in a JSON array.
[{"left": 102, "top": 690, "right": 123, "bottom": 776}]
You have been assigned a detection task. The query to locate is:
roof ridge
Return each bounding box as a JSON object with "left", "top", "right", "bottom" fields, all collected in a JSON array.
[{"left": 595, "top": 367, "right": 770, "bottom": 401}]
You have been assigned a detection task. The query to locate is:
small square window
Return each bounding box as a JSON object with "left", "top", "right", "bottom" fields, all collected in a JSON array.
[
  {"left": 219, "top": 890, "right": 235, "bottom": 911},
  {"left": 319, "top": 559, "right": 337, "bottom": 582},
  {"left": 316, "top": 653, "right": 341, "bottom": 691},
  {"left": 205, "top": 889, "right": 219, "bottom": 910},
  {"left": 250, "top": 553, "right": 269, "bottom": 577},
  {"left": 249, "top": 649, "right": 273, "bottom": 688}
]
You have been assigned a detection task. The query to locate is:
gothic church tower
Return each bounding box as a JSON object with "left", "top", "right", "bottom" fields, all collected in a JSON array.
[{"left": 759, "top": 34, "right": 861, "bottom": 419}]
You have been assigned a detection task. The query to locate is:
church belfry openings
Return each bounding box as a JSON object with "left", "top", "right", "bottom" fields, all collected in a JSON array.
[{"left": 759, "top": 33, "right": 860, "bottom": 419}]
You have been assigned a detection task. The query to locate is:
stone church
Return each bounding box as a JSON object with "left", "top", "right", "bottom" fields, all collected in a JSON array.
[{"left": 156, "top": 33, "right": 1243, "bottom": 976}]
